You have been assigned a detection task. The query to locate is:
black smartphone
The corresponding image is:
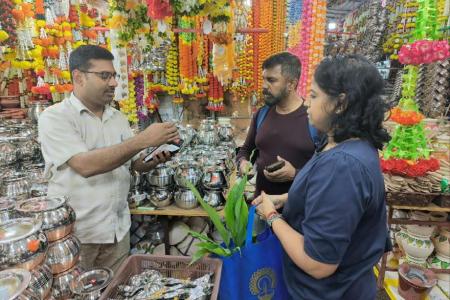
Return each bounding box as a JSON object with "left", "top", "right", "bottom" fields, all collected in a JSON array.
[
  {"left": 143, "top": 139, "right": 184, "bottom": 163},
  {"left": 265, "top": 160, "right": 285, "bottom": 173}
]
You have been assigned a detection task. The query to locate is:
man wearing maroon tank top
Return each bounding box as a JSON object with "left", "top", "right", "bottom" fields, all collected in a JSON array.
[{"left": 236, "top": 52, "right": 316, "bottom": 198}]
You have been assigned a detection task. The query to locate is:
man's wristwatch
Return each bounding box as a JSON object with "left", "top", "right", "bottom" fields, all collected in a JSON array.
[{"left": 266, "top": 211, "right": 283, "bottom": 227}]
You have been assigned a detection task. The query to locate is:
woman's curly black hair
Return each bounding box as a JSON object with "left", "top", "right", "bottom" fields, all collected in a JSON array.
[{"left": 314, "top": 55, "right": 391, "bottom": 150}]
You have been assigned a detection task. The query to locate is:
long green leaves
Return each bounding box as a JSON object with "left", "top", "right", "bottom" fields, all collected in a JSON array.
[
  {"left": 186, "top": 181, "right": 231, "bottom": 247},
  {"left": 187, "top": 150, "right": 254, "bottom": 264}
]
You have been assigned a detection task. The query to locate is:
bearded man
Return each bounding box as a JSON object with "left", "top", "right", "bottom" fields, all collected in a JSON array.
[{"left": 237, "top": 52, "right": 316, "bottom": 197}]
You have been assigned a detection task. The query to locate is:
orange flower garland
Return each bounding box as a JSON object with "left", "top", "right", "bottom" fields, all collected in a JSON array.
[
  {"left": 256, "top": 0, "right": 273, "bottom": 93},
  {"left": 390, "top": 107, "right": 425, "bottom": 125}
]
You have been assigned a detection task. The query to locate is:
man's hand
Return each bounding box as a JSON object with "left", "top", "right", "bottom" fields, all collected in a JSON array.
[
  {"left": 263, "top": 156, "right": 296, "bottom": 182},
  {"left": 239, "top": 159, "right": 252, "bottom": 176},
  {"left": 252, "top": 192, "right": 287, "bottom": 210},
  {"left": 132, "top": 151, "right": 171, "bottom": 172},
  {"left": 136, "top": 122, "right": 179, "bottom": 148}
]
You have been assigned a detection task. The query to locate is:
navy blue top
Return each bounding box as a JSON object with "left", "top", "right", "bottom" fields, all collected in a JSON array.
[{"left": 282, "top": 139, "right": 388, "bottom": 300}]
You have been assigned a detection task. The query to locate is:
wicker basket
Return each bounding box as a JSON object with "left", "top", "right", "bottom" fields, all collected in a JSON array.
[
  {"left": 386, "top": 191, "right": 439, "bottom": 207},
  {"left": 99, "top": 254, "right": 222, "bottom": 300}
]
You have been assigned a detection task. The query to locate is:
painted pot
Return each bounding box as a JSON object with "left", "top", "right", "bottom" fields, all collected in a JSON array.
[
  {"left": 402, "top": 231, "right": 434, "bottom": 265},
  {"left": 428, "top": 253, "right": 450, "bottom": 282}
]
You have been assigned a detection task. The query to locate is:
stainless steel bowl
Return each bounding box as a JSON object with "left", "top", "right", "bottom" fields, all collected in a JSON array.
[
  {"left": 70, "top": 268, "right": 114, "bottom": 300},
  {"left": 0, "top": 218, "right": 48, "bottom": 271},
  {"left": 148, "top": 187, "right": 173, "bottom": 208},
  {"left": 174, "top": 189, "right": 199, "bottom": 209},
  {"left": 0, "top": 141, "right": 18, "bottom": 167},
  {"left": 174, "top": 162, "right": 202, "bottom": 188},
  {"left": 203, "top": 190, "right": 225, "bottom": 207},
  {"left": 52, "top": 265, "right": 84, "bottom": 300},
  {"left": 146, "top": 163, "right": 174, "bottom": 187},
  {"left": 46, "top": 234, "right": 81, "bottom": 274},
  {"left": 0, "top": 197, "right": 17, "bottom": 223},
  {"left": 0, "top": 268, "right": 40, "bottom": 300},
  {"left": 16, "top": 196, "right": 76, "bottom": 242},
  {"left": 1, "top": 174, "right": 30, "bottom": 200},
  {"left": 29, "top": 263, "right": 53, "bottom": 299}
]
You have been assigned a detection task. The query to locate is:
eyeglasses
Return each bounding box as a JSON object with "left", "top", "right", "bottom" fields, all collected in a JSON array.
[{"left": 79, "top": 70, "right": 120, "bottom": 81}]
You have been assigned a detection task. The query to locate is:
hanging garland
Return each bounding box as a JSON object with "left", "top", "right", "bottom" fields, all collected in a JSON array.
[
  {"left": 0, "top": 0, "right": 16, "bottom": 46},
  {"left": 398, "top": 40, "right": 450, "bottom": 65}
]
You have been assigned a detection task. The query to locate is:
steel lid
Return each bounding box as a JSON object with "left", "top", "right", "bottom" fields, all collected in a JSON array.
[
  {"left": 0, "top": 198, "right": 15, "bottom": 211},
  {"left": 16, "top": 196, "right": 66, "bottom": 213},
  {"left": 0, "top": 268, "right": 31, "bottom": 300},
  {"left": 71, "top": 268, "right": 113, "bottom": 295},
  {"left": 0, "top": 218, "right": 42, "bottom": 244}
]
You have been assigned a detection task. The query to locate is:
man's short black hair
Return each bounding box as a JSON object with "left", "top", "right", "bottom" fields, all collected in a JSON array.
[
  {"left": 69, "top": 45, "right": 114, "bottom": 73},
  {"left": 262, "top": 52, "right": 302, "bottom": 82}
]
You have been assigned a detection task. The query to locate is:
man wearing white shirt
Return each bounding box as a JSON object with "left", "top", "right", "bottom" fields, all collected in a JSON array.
[{"left": 38, "top": 45, "right": 179, "bottom": 271}]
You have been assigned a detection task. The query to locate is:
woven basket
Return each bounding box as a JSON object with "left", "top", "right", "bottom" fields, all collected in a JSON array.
[{"left": 99, "top": 254, "right": 222, "bottom": 300}]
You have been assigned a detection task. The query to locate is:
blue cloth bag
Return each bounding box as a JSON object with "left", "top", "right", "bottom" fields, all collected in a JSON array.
[{"left": 218, "top": 206, "right": 289, "bottom": 300}]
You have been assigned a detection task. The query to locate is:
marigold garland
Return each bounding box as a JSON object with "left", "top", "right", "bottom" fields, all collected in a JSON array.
[{"left": 390, "top": 107, "right": 424, "bottom": 125}]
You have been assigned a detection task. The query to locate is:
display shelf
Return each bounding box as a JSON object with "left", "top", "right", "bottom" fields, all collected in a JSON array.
[
  {"left": 130, "top": 204, "right": 223, "bottom": 217},
  {"left": 392, "top": 203, "right": 450, "bottom": 213}
]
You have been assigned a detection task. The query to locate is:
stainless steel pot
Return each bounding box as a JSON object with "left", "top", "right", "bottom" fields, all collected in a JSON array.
[
  {"left": 46, "top": 234, "right": 81, "bottom": 274},
  {"left": 0, "top": 268, "right": 40, "bottom": 300},
  {"left": 146, "top": 163, "right": 174, "bottom": 187},
  {"left": 1, "top": 174, "right": 30, "bottom": 200},
  {"left": 178, "top": 124, "right": 196, "bottom": 146},
  {"left": 28, "top": 102, "right": 51, "bottom": 124},
  {"left": 148, "top": 187, "right": 173, "bottom": 208},
  {"left": 201, "top": 165, "right": 228, "bottom": 190},
  {"left": 16, "top": 196, "right": 76, "bottom": 242},
  {"left": 174, "top": 189, "right": 199, "bottom": 209},
  {"left": 52, "top": 265, "right": 84, "bottom": 300},
  {"left": 174, "top": 162, "right": 202, "bottom": 188},
  {"left": 203, "top": 190, "right": 225, "bottom": 208},
  {"left": 70, "top": 268, "right": 114, "bottom": 300},
  {"left": 17, "top": 138, "right": 41, "bottom": 162},
  {"left": 29, "top": 263, "right": 53, "bottom": 299},
  {"left": 0, "top": 197, "right": 17, "bottom": 223},
  {"left": 0, "top": 218, "right": 48, "bottom": 271},
  {"left": 197, "top": 129, "right": 218, "bottom": 145},
  {"left": 213, "top": 151, "right": 234, "bottom": 175},
  {"left": 0, "top": 141, "right": 18, "bottom": 167},
  {"left": 218, "top": 124, "right": 234, "bottom": 141}
]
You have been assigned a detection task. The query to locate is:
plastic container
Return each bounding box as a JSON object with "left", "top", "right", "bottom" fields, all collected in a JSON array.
[{"left": 99, "top": 254, "right": 222, "bottom": 300}]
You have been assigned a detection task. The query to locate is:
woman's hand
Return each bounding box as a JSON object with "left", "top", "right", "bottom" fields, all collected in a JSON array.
[
  {"left": 252, "top": 192, "right": 287, "bottom": 212},
  {"left": 252, "top": 192, "right": 279, "bottom": 219}
]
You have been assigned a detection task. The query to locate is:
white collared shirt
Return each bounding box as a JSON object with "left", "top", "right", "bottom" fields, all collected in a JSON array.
[{"left": 38, "top": 93, "right": 133, "bottom": 243}]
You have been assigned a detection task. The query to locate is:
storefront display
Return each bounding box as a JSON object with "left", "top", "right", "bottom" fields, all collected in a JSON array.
[{"left": 0, "top": 0, "right": 449, "bottom": 299}]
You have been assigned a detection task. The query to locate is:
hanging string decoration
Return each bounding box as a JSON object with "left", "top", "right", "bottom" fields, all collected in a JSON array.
[
  {"left": 0, "top": 0, "right": 16, "bottom": 46},
  {"left": 297, "top": 0, "right": 326, "bottom": 97}
]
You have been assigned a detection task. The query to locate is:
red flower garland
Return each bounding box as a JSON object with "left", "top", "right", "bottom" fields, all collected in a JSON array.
[{"left": 380, "top": 158, "right": 440, "bottom": 177}]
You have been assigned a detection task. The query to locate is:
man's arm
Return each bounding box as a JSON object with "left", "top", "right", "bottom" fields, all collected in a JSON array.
[
  {"left": 236, "top": 113, "right": 258, "bottom": 174},
  {"left": 67, "top": 123, "right": 178, "bottom": 178}
]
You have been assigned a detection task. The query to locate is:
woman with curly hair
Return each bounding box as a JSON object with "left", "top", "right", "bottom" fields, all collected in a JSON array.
[{"left": 253, "top": 55, "right": 391, "bottom": 300}]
